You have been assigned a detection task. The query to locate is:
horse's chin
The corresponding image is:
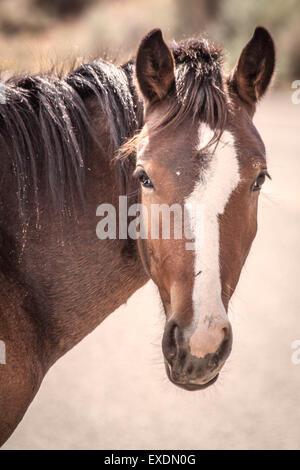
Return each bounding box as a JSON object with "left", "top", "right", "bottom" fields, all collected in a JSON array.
[{"left": 164, "top": 361, "right": 219, "bottom": 391}]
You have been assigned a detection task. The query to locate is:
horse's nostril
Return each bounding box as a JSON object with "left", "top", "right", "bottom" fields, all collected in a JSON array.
[
  {"left": 222, "top": 325, "right": 230, "bottom": 340},
  {"left": 162, "top": 320, "right": 180, "bottom": 364},
  {"left": 168, "top": 324, "right": 178, "bottom": 360},
  {"left": 168, "top": 350, "right": 176, "bottom": 360},
  {"left": 218, "top": 324, "right": 232, "bottom": 358}
]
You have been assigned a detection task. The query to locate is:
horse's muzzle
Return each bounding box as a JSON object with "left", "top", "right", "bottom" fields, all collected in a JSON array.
[{"left": 162, "top": 319, "right": 232, "bottom": 390}]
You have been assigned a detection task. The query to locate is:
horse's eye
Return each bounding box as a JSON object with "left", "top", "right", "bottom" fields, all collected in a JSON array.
[
  {"left": 136, "top": 169, "right": 153, "bottom": 189},
  {"left": 252, "top": 172, "right": 266, "bottom": 192}
]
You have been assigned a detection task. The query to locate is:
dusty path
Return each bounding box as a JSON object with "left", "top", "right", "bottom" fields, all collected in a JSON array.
[{"left": 3, "top": 92, "right": 300, "bottom": 450}]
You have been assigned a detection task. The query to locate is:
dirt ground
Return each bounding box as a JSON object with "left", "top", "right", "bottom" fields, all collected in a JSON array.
[{"left": 3, "top": 91, "right": 300, "bottom": 450}]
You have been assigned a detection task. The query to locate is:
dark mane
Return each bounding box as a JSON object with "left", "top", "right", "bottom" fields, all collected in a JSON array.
[{"left": 0, "top": 60, "right": 141, "bottom": 216}]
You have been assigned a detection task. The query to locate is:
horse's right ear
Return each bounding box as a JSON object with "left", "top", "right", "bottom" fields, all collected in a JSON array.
[{"left": 136, "top": 29, "right": 175, "bottom": 105}]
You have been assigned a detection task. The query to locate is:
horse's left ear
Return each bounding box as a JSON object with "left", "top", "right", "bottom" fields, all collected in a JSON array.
[
  {"left": 136, "top": 29, "right": 175, "bottom": 105},
  {"left": 230, "top": 26, "right": 275, "bottom": 105}
]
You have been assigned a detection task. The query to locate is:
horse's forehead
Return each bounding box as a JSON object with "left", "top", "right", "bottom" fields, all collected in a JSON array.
[
  {"left": 139, "top": 122, "right": 198, "bottom": 155},
  {"left": 185, "top": 129, "right": 240, "bottom": 219},
  {"left": 137, "top": 124, "right": 241, "bottom": 206},
  {"left": 137, "top": 122, "right": 227, "bottom": 169},
  {"left": 137, "top": 121, "right": 202, "bottom": 167}
]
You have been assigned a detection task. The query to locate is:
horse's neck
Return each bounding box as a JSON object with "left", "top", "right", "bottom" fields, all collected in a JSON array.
[
  {"left": 42, "top": 147, "right": 148, "bottom": 369},
  {"left": 2, "top": 133, "right": 147, "bottom": 374}
]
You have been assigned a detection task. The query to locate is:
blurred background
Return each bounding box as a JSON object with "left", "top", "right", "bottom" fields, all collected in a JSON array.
[
  {"left": 1, "top": 0, "right": 300, "bottom": 450},
  {"left": 0, "top": 0, "right": 299, "bottom": 83}
]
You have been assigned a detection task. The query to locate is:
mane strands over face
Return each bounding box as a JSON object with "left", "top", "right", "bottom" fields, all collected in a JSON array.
[
  {"left": 119, "top": 37, "right": 229, "bottom": 166},
  {"left": 171, "top": 38, "right": 227, "bottom": 135}
]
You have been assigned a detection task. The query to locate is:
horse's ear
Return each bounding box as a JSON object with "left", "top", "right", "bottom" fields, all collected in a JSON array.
[
  {"left": 136, "top": 29, "right": 175, "bottom": 104},
  {"left": 230, "top": 26, "right": 275, "bottom": 105}
]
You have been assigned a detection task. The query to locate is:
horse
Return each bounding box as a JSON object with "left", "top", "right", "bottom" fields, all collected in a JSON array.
[{"left": 0, "top": 26, "right": 275, "bottom": 446}]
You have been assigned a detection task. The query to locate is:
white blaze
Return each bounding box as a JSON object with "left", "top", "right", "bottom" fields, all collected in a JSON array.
[{"left": 184, "top": 125, "right": 240, "bottom": 357}]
